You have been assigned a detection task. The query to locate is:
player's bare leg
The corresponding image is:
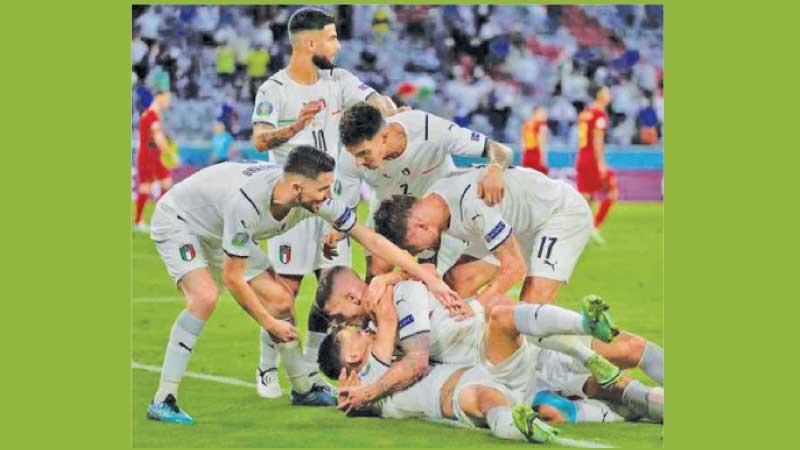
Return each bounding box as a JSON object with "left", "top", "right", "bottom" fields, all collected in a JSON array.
[
  {"left": 591, "top": 332, "right": 663, "bottom": 385},
  {"left": 518, "top": 276, "right": 563, "bottom": 304},
  {"left": 460, "top": 385, "right": 557, "bottom": 441},
  {"left": 149, "top": 268, "right": 218, "bottom": 424},
  {"left": 249, "top": 270, "right": 334, "bottom": 405},
  {"left": 158, "top": 176, "right": 173, "bottom": 197},
  {"left": 365, "top": 254, "right": 393, "bottom": 283},
  {"left": 443, "top": 255, "right": 497, "bottom": 298}
]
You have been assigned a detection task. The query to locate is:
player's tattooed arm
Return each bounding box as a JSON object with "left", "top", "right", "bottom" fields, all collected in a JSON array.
[
  {"left": 477, "top": 234, "right": 527, "bottom": 309},
  {"left": 478, "top": 140, "right": 514, "bottom": 206},
  {"left": 372, "top": 332, "right": 431, "bottom": 400},
  {"left": 251, "top": 101, "right": 323, "bottom": 151}
]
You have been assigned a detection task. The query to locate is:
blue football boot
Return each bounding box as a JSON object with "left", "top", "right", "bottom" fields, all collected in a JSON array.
[{"left": 147, "top": 394, "right": 193, "bottom": 424}]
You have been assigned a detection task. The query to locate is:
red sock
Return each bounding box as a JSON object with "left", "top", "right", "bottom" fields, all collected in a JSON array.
[
  {"left": 134, "top": 192, "right": 148, "bottom": 224},
  {"left": 594, "top": 198, "right": 614, "bottom": 229}
]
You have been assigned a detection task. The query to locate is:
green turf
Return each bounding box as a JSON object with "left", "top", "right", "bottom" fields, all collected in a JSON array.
[{"left": 132, "top": 201, "right": 663, "bottom": 448}]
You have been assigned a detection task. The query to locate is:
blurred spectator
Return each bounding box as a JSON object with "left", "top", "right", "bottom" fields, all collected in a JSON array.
[
  {"left": 246, "top": 45, "right": 270, "bottom": 101},
  {"left": 210, "top": 121, "right": 236, "bottom": 163}
]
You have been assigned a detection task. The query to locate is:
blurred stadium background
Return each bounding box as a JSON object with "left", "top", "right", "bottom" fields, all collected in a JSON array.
[{"left": 131, "top": 4, "right": 663, "bottom": 201}]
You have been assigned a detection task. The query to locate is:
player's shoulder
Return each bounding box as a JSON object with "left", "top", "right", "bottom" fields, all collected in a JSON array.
[
  {"left": 389, "top": 109, "right": 431, "bottom": 136},
  {"left": 329, "top": 67, "right": 358, "bottom": 81},
  {"left": 257, "top": 69, "right": 288, "bottom": 93},
  {"left": 393, "top": 279, "right": 428, "bottom": 299}
]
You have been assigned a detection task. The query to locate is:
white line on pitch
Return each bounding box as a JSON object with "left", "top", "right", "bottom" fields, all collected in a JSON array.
[
  {"left": 132, "top": 360, "right": 257, "bottom": 388},
  {"left": 429, "top": 419, "right": 614, "bottom": 448}
]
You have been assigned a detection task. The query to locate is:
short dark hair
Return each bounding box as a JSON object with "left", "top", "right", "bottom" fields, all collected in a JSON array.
[
  {"left": 314, "top": 265, "right": 350, "bottom": 311},
  {"left": 317, "top": 330, "right": 345, "bottom": 380},
  {"left": 284, "top": 145, "right": 335, "bottom": 179},
  {"left": 374, "top": 195, "right": 417, "bottom": 251},
  {"left": 339, "top": 102, "right": 384, "bottom": 148},
  {"left": 288, "top": 7, "right": 335, "bottom": 37}
]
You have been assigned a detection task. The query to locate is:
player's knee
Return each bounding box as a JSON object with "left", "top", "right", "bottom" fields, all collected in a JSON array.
[
  {"left": 520, "top": 279, "right": 560, "bottom": 304},
  {"left": 270, "top": 286, "right": 295, "bottom": 318},
  {"left": 536, "top": 404, "right": 565, "bottom": 424},
  {"left": 612, "top": 333, "right": 646, "bottom": 368},
  {"left": 189, "top": 287, "right": 220, "bottom": 316},
  {"left": 488, "top": 304, "right": 516, "bottom": 332},
  {"left": 138, "top": 183, "right": 151, "bottom": 195},
  {"left": 476, "top": 386, "right": 511, "bottom": 413}
]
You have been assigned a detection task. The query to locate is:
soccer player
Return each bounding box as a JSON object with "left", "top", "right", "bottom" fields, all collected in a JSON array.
[
  {"left": 145, "top": 147, "right": 458, "bottom": 424},
  {"left": 320, "top": 277, "right": 663, "bottom": 430},
  {"left": 324, "top": 288, "right": 559, "bottom": 443},
  {"left": 336, "top": 103, "right": 513, "bottom": 280},
  {"left": 374, "top": 167, "right": 591, "bottom": 304},
  {"left": 520, "top": 106, "right": 549, "bottom": 175},
  {"left": 576, "top": 86, "right": 618, "bottom": 243},
  {"left": 134, "top": 90, "right": 173, "bottom": 233},
  {"left": 249, "top": 7, "right": 400, "bottom": 398}
]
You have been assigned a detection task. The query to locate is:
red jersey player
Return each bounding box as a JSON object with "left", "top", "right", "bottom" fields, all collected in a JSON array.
[
  {"left": 134, "top": 90, "right": 173, "bottom": 232},
  {"left": 520, "top": 106, "right": 549, "bottom": 175},
  {"left": 576, "top": 86, "right": 618, "bottom": 243}
]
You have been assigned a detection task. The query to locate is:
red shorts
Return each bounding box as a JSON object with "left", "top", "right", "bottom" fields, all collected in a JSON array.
[
  {"left": 521, "top": 150, "right": 549, "bottom": 175},
  {"left": 137, "top": 151, "right": 171, "bottom": 183},
  {"left": 576, "top": 163, "right": 617, "bottom": 195}
]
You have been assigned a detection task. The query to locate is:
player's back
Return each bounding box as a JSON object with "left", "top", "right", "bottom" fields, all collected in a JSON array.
[{"left": 577, "top": 106, "right": 607, "bottom": 159}]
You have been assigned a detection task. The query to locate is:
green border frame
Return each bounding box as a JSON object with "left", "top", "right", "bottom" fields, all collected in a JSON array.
[{"left": 7, "top": 1, "right": 798, "bottom": 448}]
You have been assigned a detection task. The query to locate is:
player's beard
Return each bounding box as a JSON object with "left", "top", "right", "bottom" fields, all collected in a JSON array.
[{"left": 311, "top": 54, "right": 335, "bottom": 70}]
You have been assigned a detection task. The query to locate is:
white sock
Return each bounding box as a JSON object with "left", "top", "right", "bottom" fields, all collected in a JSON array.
[
  {"left": 575, "top": 399, "right": 625, "bottom": 423},
  {"left": 303, "top": 331, "right": 326, "bottom": 377},
  {"left": 513, "top": 304, "right": 584, "bottom": 337},
  {"left": 259, "top": 328, "right": 279, "bottom": 371},
  {"left": 621, "top": 381, "right": 663, "bottom": 423},
  {"left": 276, "top": 339, "right": 312, "bottom": 394},
  {"left": 155, "top": 310, "right": 205, "bottom": 403},
  {"left": 535, "top": 335, "right": 597, "bottom": 364},
  {"left": 639, "top": 341, "right": 664, "bottom": 385},
  {"left": 486, "top": 407, "right": 526, "bottom": 441}
]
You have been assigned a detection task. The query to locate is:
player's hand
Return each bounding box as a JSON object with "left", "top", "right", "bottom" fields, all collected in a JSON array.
[
  {"left": 295, "top": 100, "right": 325, "bottom": 130},
  {"left": 322, "top": 230, "right": 344, "bottom": 260},
  {"left": 372, "top": 287, "right": 398, "bottom": 325},
  {"left": 266, "top": 319, "right": 297, "bottom": 342},
  {"left": 446, "top": 298, "right": 475, "bottom": 321},
  {"left": 363, "top": 275, "right": 390, "bottom": 314},
  {"left": 478, "top": 163, "right": 505, "bottom": 206},
  {"left": 423, "top": 276, "right": 461, "bottom": 309},
  {"left": 338, "top": 382, "right": 378, "bottom": 413},
  {"left": 397, "top": 105, "right": 412, "bottom": 113}
]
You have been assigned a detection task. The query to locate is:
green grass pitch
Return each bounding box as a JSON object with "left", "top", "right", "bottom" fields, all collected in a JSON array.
[{"left": 132, "top": 201, "right": 663, "bottom": 447}]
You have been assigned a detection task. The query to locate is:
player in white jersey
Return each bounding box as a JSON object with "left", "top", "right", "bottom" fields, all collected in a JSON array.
[
  {"left": 320, "top": 280, "right": 663, "bottom": 435},
  {"left": 335, "top": 103, "right": 513, "bottom": 280},
  {"left": 374, "top": 166, "right": 594, "bottom": 305},
  {"left": 248, "top": 7, "right": 401, "bottom": 397},
  {"left": 145, "top": 147, "right": 459, "bottom": 424}
]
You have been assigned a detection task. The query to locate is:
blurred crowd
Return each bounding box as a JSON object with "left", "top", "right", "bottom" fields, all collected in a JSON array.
[{"left": 132, "top": 4, "right": 663, "bottom": 149}]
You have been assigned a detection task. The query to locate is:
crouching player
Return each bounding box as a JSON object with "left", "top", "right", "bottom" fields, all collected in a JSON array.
[{"left": 145, "top": 146, "right": 459, "bottom": 424}]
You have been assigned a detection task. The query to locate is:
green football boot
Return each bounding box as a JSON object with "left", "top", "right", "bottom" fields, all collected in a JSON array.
[
  {"left": 512, "top": 404, "right": 559, "bottom": 443},
  {"left": 586, "top": 354, "right": 622, "bottom": 388},
  {"left": 580, "top": 295, "right": 619, "bottom": 343}
]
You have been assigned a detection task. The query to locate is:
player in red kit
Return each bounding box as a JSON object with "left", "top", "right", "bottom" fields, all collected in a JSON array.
[
  {"left": 576, "top": 86, "right": 617, "bottom": 244},
  {"left": 134, "top": 90, "right": 173, "bottom": 233},
  {"left": 521, "top": 106, "right": 549, "bottom": 175}
]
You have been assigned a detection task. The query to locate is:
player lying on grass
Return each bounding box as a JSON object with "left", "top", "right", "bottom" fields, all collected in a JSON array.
[
  {"left": 324, "top": 289, "right": 559, "bottom": 443},
  {"left": 334, "top": 102, "right": 514, "bottom": 281},
  {"left": 248, "top": 7, "right": 402, "bottom": 399},
  {"left": 145, "top": 146, "right": 459, "bottom": 424},
  {"left": 320, "top": 283, "right": 662, "bottom": 439},
  {"left": 316, "top": 266, "right": 661, "bottom": 420}
]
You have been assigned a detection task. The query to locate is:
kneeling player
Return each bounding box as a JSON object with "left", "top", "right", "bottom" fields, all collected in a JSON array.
[{"left": 145, "top": 147, "right": 458, "bottom": 424}]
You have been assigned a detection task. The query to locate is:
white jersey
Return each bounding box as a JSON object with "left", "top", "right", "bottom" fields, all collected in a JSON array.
[
  {"left": 428, "top": 167, "right": 577, "bottom": 252},
  {"left": 336, "top": 110, "right": 487, "bottom": 208},
  {"left": 152, "top": 162, "right": 356, "bottom": 257},
  {"left": 251, "top": 68, "right": 376, "bottom": 164}
]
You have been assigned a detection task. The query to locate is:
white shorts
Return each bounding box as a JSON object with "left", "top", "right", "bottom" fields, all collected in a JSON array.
[
  {"left": 462, "top": 199, "right": 592, "bottom": 282},
  {"left": 151, "top": 207, "right": 271, "bottom": 285},
  {"left": 451, "top": 365, "right": 516, "bottom": 428},
  {"left": 266, "top": 216, "right": 352, "bottom": 276},
  {"left": 533, "top": 339, "right": 594, "bottom": 399},
  {"left": 429, "top": 299, "right": 485, "bottom": 366},
  {"left": 477, "top": 332, "right": 541, "bottom": 404}
]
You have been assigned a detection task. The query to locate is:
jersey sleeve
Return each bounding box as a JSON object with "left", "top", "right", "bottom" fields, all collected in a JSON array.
[
  {"left": 460, "top": 187, "right": 513, "bottom": 252},
  {"left": 357, "top": 352, "right": 390, "bottom": 385},
  {"left": 393, "top": 281, "right": 432, "bottom": 341},
  {"left": 335, "top": 152, "right": 364, "bottom": 209},
  {"left": 338, "top": 69, "right": 377, "bottom": 108},
  {"left": 221, "top": 190, "right": 262, "bottom": 258},
  {"left": 251, "top": 80, "right": 282, "bottom": 127},
  {"left": 317, "top": 197, "right": 357, "bottom": 233},
  {"left": 428, "top": 114, "right": 488, "bottom": 157}
]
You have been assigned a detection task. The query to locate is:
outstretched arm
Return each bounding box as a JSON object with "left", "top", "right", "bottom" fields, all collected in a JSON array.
[{"left": 478, "top": 140, "right": 514, "bottom": 206}]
